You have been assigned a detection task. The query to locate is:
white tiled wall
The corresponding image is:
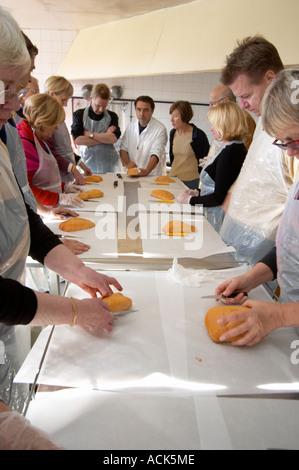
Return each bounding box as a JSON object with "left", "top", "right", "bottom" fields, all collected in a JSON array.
[
  {"left": 71, "top": 73, "right": 221, "bottom": 145},
  {"left": 23, "top": 28, "right": 221, "bottom": 150}
]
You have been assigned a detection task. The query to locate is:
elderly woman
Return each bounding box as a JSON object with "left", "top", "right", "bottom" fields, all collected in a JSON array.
[
  {"left": 0, "top": 7, "right": 122, "bottom": 449},
  {"left": 44, "top": 75, "right": 92, "bottom": 183},
  {"left": 17, "top": 93, "right": 84, "bottom": 208},
  {"left": 169, "top": 100, "right": 210, "bottom": 189},
  {"left": 178, "top": 101, "right": 249, "bottom": 232},
  {"left": 214, "top": 68, "right": 299, "bottom": 346}
]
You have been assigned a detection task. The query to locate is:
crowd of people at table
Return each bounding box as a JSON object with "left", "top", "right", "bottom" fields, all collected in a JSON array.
[{"left": 1, "top": 4, "right": 299, "bottom": 449}]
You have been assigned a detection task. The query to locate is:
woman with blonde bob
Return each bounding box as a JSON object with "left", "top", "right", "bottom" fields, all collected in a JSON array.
[
  {"left": 44, "top": 75, "right": 91, "bottom": 182},
  {"left": 178, "top": 101, "right": 248, "bottom": 232},
  {"left": 17, "top": 93, "right": 84, "bottom": 207},
  {"left": 214, "top": 68, "right": 299, "bottom": 346}
]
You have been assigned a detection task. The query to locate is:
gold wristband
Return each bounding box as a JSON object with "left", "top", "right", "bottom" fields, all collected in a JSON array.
[{"left": 69, "top": 297, "right": 77, "bottom": 327}]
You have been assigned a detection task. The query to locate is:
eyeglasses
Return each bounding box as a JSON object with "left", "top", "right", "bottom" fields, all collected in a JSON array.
[
  {"left": 273, "top": 138, "right": 299, "bottom": 151},
  {"left": 209, "top": 97, "right": 226, "bottom": 108},
  {"left": 0, "top": 88, "right": 29, "bottom": 104}
]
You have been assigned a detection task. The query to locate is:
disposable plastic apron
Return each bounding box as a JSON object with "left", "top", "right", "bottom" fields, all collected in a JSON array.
[
  {"left": 53, "top": 122, "right": 76, "bottom": 184},
  {"left": 220, "top": 119, "right": 288, "bottom": 265},
  {"left": 5, "top": 121, "right": 37, "bottom": 211},
  {"left": 79, "top": 106, "right": 119, "bottom": 173},
  {"left": 0, "top": 141, "right": 31, "bottom": 412},
  {"left": 32, "top": 131, "right": 62, "bottom": 196},
  {"left": 200, "top": 145, "right": 229, "bottom": 233},
  {"left": 276, "top": 179, "right": 299, "bottom": 303}
]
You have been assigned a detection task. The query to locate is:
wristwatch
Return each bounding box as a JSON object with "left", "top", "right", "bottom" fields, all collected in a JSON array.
[{"left": 90, "top": 132, "right": 94, "bottom": 139}]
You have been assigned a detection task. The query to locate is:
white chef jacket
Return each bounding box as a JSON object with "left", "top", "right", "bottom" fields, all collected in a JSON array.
[{"left": 120, "top": 117, "right": 167, "bottom": 176}]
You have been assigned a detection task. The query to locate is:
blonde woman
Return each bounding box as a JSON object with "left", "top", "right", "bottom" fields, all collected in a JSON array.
[
  {"left": 178, "top": 101, "right": 249, "bottom": 232},
  {"left": 44, "top": 75, "right": 92, "bottom": 182},
  {"left": 17, "top": 93, "right": 83, "bottom": 207}
]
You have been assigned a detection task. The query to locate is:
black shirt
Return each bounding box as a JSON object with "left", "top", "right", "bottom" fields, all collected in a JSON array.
[
  {"left": 71, "top": 106, "right": 121, "bottom": 141},
  {"left": 189, "top": 142, "right": 247, "bottom": 207},
  {"left": 259, "top": 246, "right": 277, "bottom": 279},
  {"left": 0, "top": 203, "right": 62, "bottom": 326}
]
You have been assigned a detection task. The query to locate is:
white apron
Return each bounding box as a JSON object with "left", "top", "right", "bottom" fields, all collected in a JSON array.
[
  {"left": 79, "top": 106, "right": 119, "bottom": 174},
  {"left": 220, "top": 119, "right": 289, "bottom": 265},
  {"left": 5, "top": 121, "right": 37, "bottom": 212},
  {"left": 276, "top": 178, "right": 299, "bottom": 303},
  {"left": 32, "top": 131, "right": 62, "bottom": 196},
  {"left": 0, "top": 141, "right": 31, "bottom": 412}
]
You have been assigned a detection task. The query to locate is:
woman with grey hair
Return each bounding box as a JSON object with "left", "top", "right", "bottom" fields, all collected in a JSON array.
[
  {"left": 0, "top": 6, "right": 122, "bottom": 449},
  {"left": 213, "top": 68, "right": 299, "bottom": 347}
]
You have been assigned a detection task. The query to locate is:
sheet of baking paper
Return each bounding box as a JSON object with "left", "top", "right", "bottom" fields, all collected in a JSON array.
[
  {"left": 122, "top": 173, "right": 184, "bottom": 184},
  {"left": 68, "top": 173, "right": 125, "bottom": 213},
  {"left": 139, "top": 212, "right": 235, "bottom": 258},
  {"left": 45, "top": 212, "right": 118, "bottom": 259},
  {"left": 137, "top": 188, "right": 203, "bottom": 214},
  {"left": 25, "top": 388, "right": 299, "bottom": 450},
  {"left": 15, "top": 270, "right": 299, "bottom": 396},
  {"left": 123, "top": 174, "right": 186, "bottom": 190}
]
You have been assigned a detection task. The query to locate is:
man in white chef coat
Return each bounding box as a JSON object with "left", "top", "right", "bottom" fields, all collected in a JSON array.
[{"left": 120, "top": 96, "right": 167, "bottom": 176}]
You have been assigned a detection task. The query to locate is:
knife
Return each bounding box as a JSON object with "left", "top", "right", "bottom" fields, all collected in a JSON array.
[
  {"left": 149, "top": 199, "right": 174, "bottom": 204},
  {"left": 201, "top": 292, "right": 248, "bottom": 299},
  {"left": 57, "top": 234, "right": 82, "bottom": 239}
]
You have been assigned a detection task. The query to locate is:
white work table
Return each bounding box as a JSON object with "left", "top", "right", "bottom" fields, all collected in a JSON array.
[
  {"left": 16, "top": 268, "right": 299, "bottom": 450},
  {"left": 20, "top": 173, "right": 299, "bottom": 450}
]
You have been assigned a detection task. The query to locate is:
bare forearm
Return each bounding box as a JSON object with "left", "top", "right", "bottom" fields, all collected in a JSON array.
[
  {"left": 120, "top": 149, "right": 130, "bottom": 167},
  {"left": 244, "top": 262, "right": 275, "bottom": 290},
  {"left": 145, "top": 155, "right": 159, "bottom": 174},
  {"left": 43, "top": 244, "right": 85, "bottom": 285},
  {"left": 29, "top": 291, "right": 73, "bottom": 326},
  {"left": 281, "top": 303, "right": 299, "bottom": 328},
  {"left": 76, "top": 133, "right": 117, "bottom": 147}
]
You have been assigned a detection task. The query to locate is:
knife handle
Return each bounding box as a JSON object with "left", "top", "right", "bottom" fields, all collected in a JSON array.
[{"left": 226, "top": 292, "right": 248, "bottom": 298}]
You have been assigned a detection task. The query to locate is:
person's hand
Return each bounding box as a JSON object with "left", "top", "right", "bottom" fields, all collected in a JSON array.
[
  {"left": 106, "top": 125, "right": 116, "bottom": 134},
  {"left": 127, "top": 161, "right": 137, "bottom": 170},
  {"left": 137, "top": 168, "right": 150, "bottom": 177},
  {"left": 59, "top": 193, "right": 84, "bottom": 207},
  {"left": 64, "top": 184, "right": 85, "bottom": 194},
  {"left": 74, "top": 266, "right": 123, "bottom": 298},
  {"left": 215, "top": 274, "right": 253, "bottom": 305},
  {"left": 0, "top": 410, "right": 65, "bottom": 450},
  {"left": 61, "top": 238, "right": 90, "bottom": 255},
  {"left": 72, "top": 167, "right": 86, "bottom": 185},
  {"left": 177, "top": 189, "right": 199, "bottom": 204},
  {"left": 217, "top": 300, "right": 285, "bottom": 346},
  {"left": 79, "top": 161, "right": 92, "bottom": 176},
  {"left": 75, "top": 297, "right": 114, "bottom": 333},
  {"left": 38, "top": 205, "right": 79, "bottom": 220}
]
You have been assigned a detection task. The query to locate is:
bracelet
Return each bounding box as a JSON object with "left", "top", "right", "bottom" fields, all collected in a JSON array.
[
  {"left": 71, "top": 164, "right": 76, "bottom": 172},
  {"left": 69, "top": 297, "right": 77, "bottom": 327}
]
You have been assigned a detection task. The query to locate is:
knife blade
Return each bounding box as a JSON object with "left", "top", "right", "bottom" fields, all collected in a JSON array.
[
  {"left": 148, "top": 199, "right": 174, "bottom": 204},
  {"left": 201, "top": 292, "right": 248, "bottom": 300}
]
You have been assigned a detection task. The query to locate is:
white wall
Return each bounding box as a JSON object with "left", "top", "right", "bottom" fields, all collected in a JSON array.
[
  {"left": 22, "top": 26, "right": 222, "bottom": 150},
  {"left": 71, "top": 72, "right": 222, "bottom": 147}
]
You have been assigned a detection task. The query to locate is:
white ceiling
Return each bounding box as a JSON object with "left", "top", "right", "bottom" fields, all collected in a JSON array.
[{"left": 3, "top": 0, "right": 195, "bottom": 30}]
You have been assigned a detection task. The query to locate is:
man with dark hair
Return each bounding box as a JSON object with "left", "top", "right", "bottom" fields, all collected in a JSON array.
[
  {"left": 219, "top": 35, "right": 299, "bottom": 266},
  {"left": 120, "top": 95, "right": 167, "bottom": 176},
  {"left": 71, "top": 83, "right": 121, "bottom": 173}
]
